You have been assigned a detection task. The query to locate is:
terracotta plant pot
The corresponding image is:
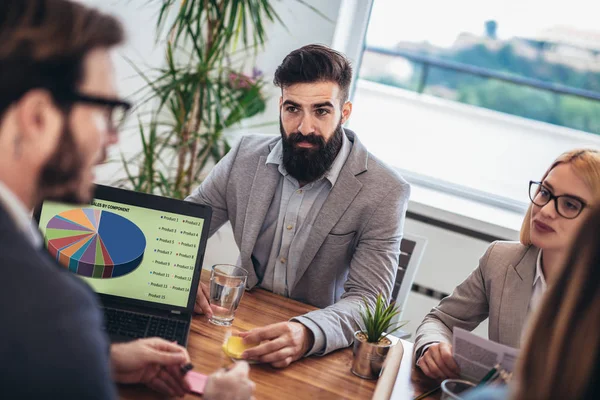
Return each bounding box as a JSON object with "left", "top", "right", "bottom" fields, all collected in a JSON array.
[{"left": 351, "top": 331, "right": 395, "bottom": 379}]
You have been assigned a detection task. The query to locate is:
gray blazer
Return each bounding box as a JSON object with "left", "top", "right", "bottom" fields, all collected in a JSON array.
[
  {"left": 414, "top": 241, "right": 539, "bottom": 355},
  {"left": 186, "top": 130, "right": 410, "bottom": 354}
]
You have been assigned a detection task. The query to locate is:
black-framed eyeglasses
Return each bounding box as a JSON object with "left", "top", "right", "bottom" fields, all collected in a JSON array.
[
  {"left": 67, "top": 92, "right": 132, "bottom": 132},
  {"left": 529, "top": 181, "right": 587, "bottom": 219}
]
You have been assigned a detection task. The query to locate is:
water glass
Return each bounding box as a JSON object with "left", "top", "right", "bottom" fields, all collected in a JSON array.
[
  {"left": 208, "top": 264, "right": 248, "bottom": 326},
  {"left": 441, "top": 379, "right": 476, "bottom": 400}
]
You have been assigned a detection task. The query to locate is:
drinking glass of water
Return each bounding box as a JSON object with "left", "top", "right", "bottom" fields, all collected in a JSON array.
[
  {"left": 440, "top": 379, "right": 476, "bottom": 400},
  {"left": 208, "top": 264, "right": 248, "bottom": 326}
]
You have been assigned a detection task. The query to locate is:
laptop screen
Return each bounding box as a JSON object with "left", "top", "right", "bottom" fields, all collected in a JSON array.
[{"left": 36, "top": 190, "right": 209, "bottom": 309}]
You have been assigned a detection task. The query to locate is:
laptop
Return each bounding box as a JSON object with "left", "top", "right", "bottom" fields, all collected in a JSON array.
[{"left": 34, "top": 184, "right": 212, "bottom": 347}]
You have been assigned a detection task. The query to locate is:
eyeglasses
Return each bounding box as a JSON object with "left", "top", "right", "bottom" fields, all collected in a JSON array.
[
  {"left": 529, "top": 181, "right": 587, "bottom": 219},
  {"left": 66, "top": 92, "right": 132, "bottom": 132}
]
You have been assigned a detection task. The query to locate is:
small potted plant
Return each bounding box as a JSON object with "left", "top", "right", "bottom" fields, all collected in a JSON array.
[{"left": 351, "top": 293, "right": 405, "bottom": 379}]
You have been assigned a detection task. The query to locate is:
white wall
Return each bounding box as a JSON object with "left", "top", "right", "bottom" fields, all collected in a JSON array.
[
  {"left": 81, "top": 0, "right": 169, "bottom": 185},
  {"left": 231, "top": 0, "right": 342, "bottom": 137},
  {"left": 350, "top": 80, "right": 600, "bottom": 205}
]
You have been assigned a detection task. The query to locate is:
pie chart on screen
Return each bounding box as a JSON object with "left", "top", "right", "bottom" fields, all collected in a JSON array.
[{"left": 45, "top": 208, "right": 146, "bottom": 278}]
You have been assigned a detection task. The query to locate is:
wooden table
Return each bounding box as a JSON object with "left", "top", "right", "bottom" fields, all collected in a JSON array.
[
  {"left": 409, "top": 369, "right": 441, "bottom": 400},
  {"left": 119, "top": 271, "right": 438, "bottom": 399}
]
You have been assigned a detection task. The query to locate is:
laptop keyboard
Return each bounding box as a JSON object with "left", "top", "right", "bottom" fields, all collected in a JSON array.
[{"left": 103, "top": 308, "right": 188, "bottom": 345}]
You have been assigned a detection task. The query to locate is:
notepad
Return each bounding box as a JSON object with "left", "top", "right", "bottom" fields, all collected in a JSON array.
[{"left": 186, "top": 371, "right": 208, "bottom": 395}]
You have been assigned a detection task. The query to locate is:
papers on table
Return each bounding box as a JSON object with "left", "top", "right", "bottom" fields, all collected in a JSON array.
[
  {"left": 452, "top": 327, "right": 519, "bottom": 382},
  {"left": 387, "top": 340, "right": 414, "bottom": 400}
]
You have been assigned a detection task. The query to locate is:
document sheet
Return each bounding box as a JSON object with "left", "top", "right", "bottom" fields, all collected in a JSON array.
[{"left": 452, "top": 327, "right": 519, "bottom": 382}]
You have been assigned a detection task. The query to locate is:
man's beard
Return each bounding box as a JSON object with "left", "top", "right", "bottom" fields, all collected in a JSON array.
[
  {"left": 38, "top": 122, "right": 92, "bottom": 204},
  {"left": 280, "top": 119, "right": 344, "bottom": 183}
]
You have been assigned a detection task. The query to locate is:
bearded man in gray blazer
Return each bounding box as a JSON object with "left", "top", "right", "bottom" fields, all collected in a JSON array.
[{"left": 187, "top": 44, "right": 410, "bottom": 367}]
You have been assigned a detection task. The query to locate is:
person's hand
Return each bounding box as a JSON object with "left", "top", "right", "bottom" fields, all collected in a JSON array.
[
  {"left": 239, "top": 322, "right": 314, "bottom": 368},
  {"left": 205, "top": 362, "right": 255, "bottom": 400},
  {"left": 417, "top": 342, "right": 460, "bottom": 380},
  {"left": 110, "top": 338, "right": 191, "bottom": 397},
  {"left": 195, "top": 281, "right": 213, "bottom": 317}
]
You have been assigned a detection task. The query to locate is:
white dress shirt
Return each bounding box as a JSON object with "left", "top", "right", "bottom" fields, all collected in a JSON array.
[
  {"left": 0, "top": 181, "right": 42, "bottom": 248},
  {"left": 256, "top": 133, "right": 351, "bottom": 296},
  {"left": 528, "top": 250, "right": 548, "bottom": 313}
]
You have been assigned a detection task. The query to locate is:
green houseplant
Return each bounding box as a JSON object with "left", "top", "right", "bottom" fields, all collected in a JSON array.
[
  {"left": 351, "top": 293, "right": 405, "bottom": 379},
  {"left": 118, "top": 0, "right": 325, "bottom": 199}
]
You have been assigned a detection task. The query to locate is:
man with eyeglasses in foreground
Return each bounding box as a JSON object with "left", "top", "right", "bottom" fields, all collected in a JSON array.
[
  {"left": 0, "top": 1, "right": 254, "bottom": 399},
  {"left": 413, "top": 149, "right": 600, "bottom": 382}
]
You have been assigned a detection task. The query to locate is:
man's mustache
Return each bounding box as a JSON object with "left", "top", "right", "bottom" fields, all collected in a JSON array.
[{"left": 287, "top": 132, "right": 325, "bottom": 147}]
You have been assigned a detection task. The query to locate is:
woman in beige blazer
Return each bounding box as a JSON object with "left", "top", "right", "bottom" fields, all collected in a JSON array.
[{"left": 414, "top": 149, "right": 600, "bottom": 381}]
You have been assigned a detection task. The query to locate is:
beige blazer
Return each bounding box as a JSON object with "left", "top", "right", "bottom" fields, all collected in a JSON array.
[{"left": 414, "top": 241, "right": 539, "bottom": 355}]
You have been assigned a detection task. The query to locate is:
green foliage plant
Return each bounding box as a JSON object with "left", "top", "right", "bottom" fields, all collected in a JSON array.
[{"left": 360, "top": 293, "right": 405, "bottom": 344}]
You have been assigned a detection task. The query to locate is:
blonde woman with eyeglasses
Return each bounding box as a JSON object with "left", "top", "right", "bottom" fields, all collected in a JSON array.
[{"left": 413, "top": 149, "right": 600, "bottom": 381}]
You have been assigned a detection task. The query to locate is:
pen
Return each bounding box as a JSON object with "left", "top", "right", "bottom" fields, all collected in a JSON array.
[
  {"left": 180, "top": 363, "right": 194, "bottom": 376},
  {"left": 487, "top": 369, "right": 501, "bottom": 385},
  {"left": 477, "top": 364, "right": 500, "bottom": 386},
  {"left": 412, "top": 385, "right": 441, "bottom": 400}
]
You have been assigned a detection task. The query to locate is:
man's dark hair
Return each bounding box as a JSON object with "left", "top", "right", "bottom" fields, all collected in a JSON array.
[
  {"left": 273, "top": 44, "right": 353, "bottom": 104},
  {"left": 0, "top": 0, "right": 125, "bottom": 119}
]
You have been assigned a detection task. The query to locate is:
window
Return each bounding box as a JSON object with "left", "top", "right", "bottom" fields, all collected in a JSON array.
[
  {"left": 347, "top": 0, "right": 600, "bottom": 211},
  {"left": 361, "top": 0, "right": 600, "bottom": 135}
]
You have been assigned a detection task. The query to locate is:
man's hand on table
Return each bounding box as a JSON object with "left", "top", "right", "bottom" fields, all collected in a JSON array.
[
  {"left": 205, "top": 361, "right": 256, "bottom": 400},
  {"left": 194, "top": 281, "right": 213, "bottom": 317},
  {"left": 110, "top": 338, "right": 191, "bottom": 397},
  {"left": 239, "top": 322, "right": 314, "bottom": 368},
  {"left": 416, "top": 342, "right": 460, "bottom": 380}
]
